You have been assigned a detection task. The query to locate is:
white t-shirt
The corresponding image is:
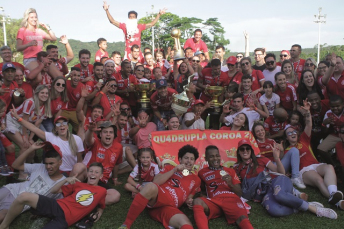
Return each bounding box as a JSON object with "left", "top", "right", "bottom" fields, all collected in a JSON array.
[
  {"left": 259, "top": 93, "right": 280, "bottom": 116},
  {"left": 224, "top": 107, "right": 260, "bottom": 130},
  {"left": 45, "top": 132, "right": 84, "bottom": 171},
  {"left": 181, "top": 112, "right": 205, "bottom": 130},
  {"left": 262, "top": 66, "right": 281, "bottom": 85}
]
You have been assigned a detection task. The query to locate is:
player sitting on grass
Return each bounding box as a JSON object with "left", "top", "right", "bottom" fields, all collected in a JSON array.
[{"left": 0, "top": 162, "right": 107, "bottom": 229}]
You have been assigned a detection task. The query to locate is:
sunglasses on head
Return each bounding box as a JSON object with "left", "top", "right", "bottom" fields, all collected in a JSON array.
[
  {"left": 286, "top": 130, "right": 298, "bottom": 136},
  {"left": 192, "top": 60, "right": 200, "bottom": 63},
  {"left": 241, "top": 62, "right": 250, "bottom": 66},
  {"left": 280, "top": 54, "right": 288, "bottom": 58},
  {"left": 56, "top": 83, "right": 66, "bottom": 87},
  {"left": 266, "top": 61, "right": 275, "bottom": 65},
  {"left": 110, "top": 84, "right": 118, "bottom": 88},
  {"left": 55, "top": 121, "right": 68, "bottom": 127},
  {"left": 236, "top": 55, "right": 243, "bottom": 58},
  {"left": 239, "top": 146, "right": 251, "bottom": 151},
  {"left": 305, "top": 63, "right": 314, "bottom": 67}
]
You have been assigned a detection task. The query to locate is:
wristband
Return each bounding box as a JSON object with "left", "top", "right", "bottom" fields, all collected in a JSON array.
[
  {"left": 18, "top": 118, "right": 23, "bottom": 122},
  {"left": 100, "top": 91, "right": 105, "bottom": 95},
  {"left": 136, "top": 184, "right": 141, "bottom": 189}
]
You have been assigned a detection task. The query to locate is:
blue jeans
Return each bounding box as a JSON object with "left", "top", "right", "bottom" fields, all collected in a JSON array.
[
  {"left": 278, "top": 147, "right": 300, "bottom": 179},
  {"left": 40, "top": 118, "right": 54, "bottom": 132},
  {"left": 262, "top": 176, "right": 308, "bottom": 217}
]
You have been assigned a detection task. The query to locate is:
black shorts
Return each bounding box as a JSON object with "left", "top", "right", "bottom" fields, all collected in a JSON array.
[
  {"left": 98, "top": 180, "right": 112, "bottom": 190},
  {"left": 30, "top": 195, "right": 68, "bottom": 229}
]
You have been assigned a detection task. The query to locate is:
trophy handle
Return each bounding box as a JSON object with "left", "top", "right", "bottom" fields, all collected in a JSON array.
[{"left": 183, "top": 74, "right": 195, "bottom": 91}]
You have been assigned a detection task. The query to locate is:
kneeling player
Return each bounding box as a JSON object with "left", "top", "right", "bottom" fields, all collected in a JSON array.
[
  {"left": 193, "top": 145, "right": 253, "bottom": 229},
  {"left": 0, "top": 162, "right": 107, "bottom": 229}
]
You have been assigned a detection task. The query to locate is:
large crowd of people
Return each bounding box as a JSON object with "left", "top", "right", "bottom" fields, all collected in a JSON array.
[{"left": 0, "top": 3, "right": 343, "bottom": 229}]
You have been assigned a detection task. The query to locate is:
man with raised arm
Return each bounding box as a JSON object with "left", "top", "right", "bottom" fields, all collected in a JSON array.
[{"left": 103, "top": 1, "right": 166, "bottom": 61}]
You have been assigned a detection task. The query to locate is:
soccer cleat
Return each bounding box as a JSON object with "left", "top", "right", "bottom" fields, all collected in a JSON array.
[
  {"left": 328, "top": 191, "right": 343, "bottom": 205},
  {"left": 118, "top": 225, "right": 128, "bottom": 229},
  {"left": 291, "top": 177, "right": 306, "bottom": 189},
  {"left": 309, "top": 202, "right": 324, "bottom": 208},
  {"left": 316, "top": 207, "right": 337, "bottom": 219}
]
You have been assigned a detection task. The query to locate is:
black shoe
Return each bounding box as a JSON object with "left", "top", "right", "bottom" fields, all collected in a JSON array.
[{"left": 75, "top": 212, "right": 98, "bottom": 229}]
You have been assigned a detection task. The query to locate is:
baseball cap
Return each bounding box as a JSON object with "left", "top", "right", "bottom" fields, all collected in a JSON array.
[
  {"left": 281, "top": 50, "right": 290, "bottom": 55},
  {"left": 54, "top": 116, "right": 68, "bottom": 124},
  {"left": 2, "top": 63, "right": 16, "bottom": 72},
  {"left": 99, "top": 121, "right": 117, "bottom": 130},
  {"left": 237, "top": 139, "right": 252, "bottom": 148},
  {"left": 194, "top": 99, "right": 205, "bottom": 106},
  {"left": 194, "top": 51, "right": 204, "bottom": 56},
  {"left": 226, "top": 56, "right": 237, "bottom": 65},
  {"left": 43, "top": 142, "right": 63, "bottom": 158},
  {"left": 156, "top": 79, "right": 167, "bottom": 89}
]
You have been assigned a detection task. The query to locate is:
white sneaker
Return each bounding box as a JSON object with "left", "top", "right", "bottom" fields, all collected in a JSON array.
[
  {"left": 291, "top": 177, "right": 306, "bottom": 189},
  {"left": 328, "top": 191, "right": 344, "bottom": 205},
  {"left": 316, "top": 207, "right": 337, "bottom": 219},
  {"left": 309, "top": 202, "right": 324, "bottom": 208}
]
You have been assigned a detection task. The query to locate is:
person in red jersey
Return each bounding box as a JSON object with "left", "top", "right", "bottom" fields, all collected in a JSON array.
[
  {"left": 95, "top": 38, "right": 109, "bottom": 62},
  {"left": 264, "top": 107, "right": 288, "bottom": 140},
  {"left": 284, "top": 99, "right": 343, "bottom": 209},
  {"left": 85, "top": 121, "right": 122, "bottom": 205},
  {"left": 103, "top": 1, "right": 166, "bottom": 61},
  {"left": 281, "top": 59, "right": 299, "bottom": 87},
  {"left": 184, "top": 29, "right": 210, "bottom": 61},
  {"left": 46, "top": 35, "right": 74, "bottom": 76},
  {"left": 173, "top": 58, "right": 194, "bottom": 93},
  {"left": 50, "top": 76, "right": 68, "bottom": 119},
  {"left": 25, "top": 51, "right": 62, "bottom": 89},
  {"left": 103, "top": 59, "right": 117, "bottom": 82},
  {"left": 225, "top": 56, "right": 243, "bottom": 85},
  {"left": 84, "top": 62, "right": 105, "bottom": 105},
  {"left": 239, "top": 57, "right": 265, "bottom": 94},
  {"left": 274, "top": 72, "right": 297, "bottom": 113},
  {"left": 119, "top": 144, "right": 201, "bottom": 229},
  {"left": 276, "top": 50, "right": 290, "bottom": 67},
  {"left": 0, "top": 162, "right": 107, "bottom": 229},
  {"left": 16, "top": 8, "right": 56, "bottom": 66},
  {"left": 0, "top": 46, "right": 24, "bottom": 77},
  {"left": 0, "top": 64, "right": 22, "bottom": 110},
  {"left": 150, "top": 79, "right": 178, "bottom": 131},
  {"left": 193, "top": 145, "right": 253, "bottom": 229},
  {"left": 74, "top": 49, "right": 94, "bottom": 83},
  {"left": 290, "top": 44, "right": 305, "bottom": 75},
  {"left": 128, "top": 45, "right": 143, "bottom": 70},
  {"left": 111, "top": 51, "right": 122, "bottom": 73},
  {"left": 14, "top": 68, "right": 33, "bottom": 103},
  {"left": 320, "top": 53, "right": 344, "bottom": 99}
]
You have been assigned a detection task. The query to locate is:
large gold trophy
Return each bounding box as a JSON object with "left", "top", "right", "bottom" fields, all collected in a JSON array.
[
  {"left": 171, "top": 28, "right": 185, "bottom": 60},
  {"left": 172, "top": 75, "right": 194, "bottom": 115},
  {"left": 205, "top": 86, "right": 224, "bottom": 114},
  {"left": 136, "top": 83, "right": 151, "bottom": 111}
]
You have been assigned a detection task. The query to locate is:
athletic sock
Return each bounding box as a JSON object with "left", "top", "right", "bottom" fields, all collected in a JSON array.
[
  {"left": 180, "top": 225, "right": 193, "bottom": 229},
  {"left": 193, "top": 205, "right": 208, "bottom": 229},
  {"left": 328, "top": 185, "right": 337, "bottom": 195},
  {"left": 123, "top": 193, "right": 149, "bottom": 228},
  {"left": 238, "top": 218, "right": 254, "bottom": 229}
]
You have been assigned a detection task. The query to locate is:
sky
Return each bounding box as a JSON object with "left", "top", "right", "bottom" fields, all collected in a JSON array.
[{"left": 1, "top": 0, "right": 344, "bottom": 53}]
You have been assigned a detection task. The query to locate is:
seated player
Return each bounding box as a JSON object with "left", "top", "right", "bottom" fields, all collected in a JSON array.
[
  {"left": 119, "top": 145, "right": 201, "bottom": 229},
  {"left": 193, "top": 145, "right": 253, "bottom": 229},
  {"left": 0, "top": 162, "right": 107, "bottom": 229}
]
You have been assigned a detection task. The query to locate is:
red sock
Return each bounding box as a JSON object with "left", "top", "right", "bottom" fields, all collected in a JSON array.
[
  {"left": 193, "top": 205, "right": 208, "bottom": 229},
  {"left": 123, "top": 193, "right": 149, "bottom": 228},
  {"left": 5, "top": 152, "right": 15, "bottom": 167},
  {"left": 238, "top": 218, "right": 253, "bottom": 229},
  {"left": 180, "top": 225, "right": 193, "bottom": 229}
]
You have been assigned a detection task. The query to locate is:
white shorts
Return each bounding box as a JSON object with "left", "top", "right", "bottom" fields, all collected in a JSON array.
[
  {"left": 5, "top": 113, "right": 23, "bottom": 134},
  {"left": 299, "top": 163, "right": 325, "bottom": 181}
]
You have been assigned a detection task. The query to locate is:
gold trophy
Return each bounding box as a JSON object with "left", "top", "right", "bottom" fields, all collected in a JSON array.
[
  {"left": 136, "top": 83, "right": 151, "bottom": 111},
  {"left": 171, "top": 28, "right": 185, "bottom": 60},
  {"left": 172, "top": 75, "right": 194, "bottom": 115},
  {"left": 205, "top": 86, "right": 224, "bottom": 114}
]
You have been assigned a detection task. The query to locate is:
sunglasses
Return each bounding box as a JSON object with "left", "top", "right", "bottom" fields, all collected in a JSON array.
[
  {"left": 280, "top": 54, "right": 288, "bottom": 58},
  {"left": 305, "top": 63, "right": 314, "bottom": 67},
  {"left": 239, "top": 147, "right": 251, "bottom": 152},
  {"left": 266, "top": 61, "right": 275, "bottom": 65},
  {"left": 192, "top": 60, "right": 200, "bottom": 63},
  {"left": 286, "top": 130, "right": 298, "bottom": 136},
  {"left": 56, "top": 83, "right": 66, "bottom": 87},
  {"left": 241, "top": 62, "right": 250, "bottom": 66},
  {"left": 110, "top": 84, "right": 118, "bottom": 88},
  {"left": 120, "top": 108, "right": 130, "bottom": 111},
  {"left": 236, "top": 56, "right": 243, "bottom": 58},
  {"left": 56, "top": 121, "right": 68, "bottom": 127}
]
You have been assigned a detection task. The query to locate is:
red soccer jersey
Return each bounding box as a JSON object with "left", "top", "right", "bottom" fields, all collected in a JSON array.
[
  {"left": 200, "top": 68, "right": 228, "bottom": 87},
  {"left": 74, "top": 64, "right": 94, "bottom": 81},
  {"left": 234, "top": 156, "right": 271, "bottom": 179},
  {"left": 87, "top": 137, "right": 123, "bottom": 183},
  {"left": 155, "top": 59, "right": 171, "bottom": 76},
  {"left": 95, "top": 50, "right": 109, "bottom": 62},
  {"left": 51, "top": 97, "right": 68, "bottom": 116},
  {"left": 250, "top": 69, "right": 265, "bottom": 92},
  {"left": 129, "top": 162, "right": 160, "bottom": 182},
  {"left": 119, "top": 23, "right": 146, "bottom": 53},
  {"left": 243, "top": 92, "right": 261, "bottom": 108},
  {"left": 292, "top": 59, "right": 306, "bottom": 75},
  {"left": 65, "top": 80, "right": 83, "bottom": 110},
  {"left": 275, "top": 83, "right": 297, "bottom": 111},
  {"left": 257, "top": 138, "right": 276, "bottom": 161},
  {"left": 323, "top": 109, "right": 344, "bottom": 137},
  {"left": 226, "top": 71, "right": 243, "bottom": 85},
  {"left": 183, "top": 38, "right": 208, "bottom": 53},
  {"left": 310, "top": 99, "right": 330, "bottom": 134},
  {"left": 18, "top": 82, "right": 33, "bottom": 100},
  {"left": 150, "top": 88, "right": 178, "bottom": 111},
  {"left": 113, "top": 73, "right": 137, "bottom": 106},
  {"left": 322, "top": 71, "right": 344, "bottom": 99},
  {"left": 98, "top": 92, "right": 123, "bottom": 117},
  {"left": 0, "top": 81, "right": 18, "bottom": 110},
  {"left": 264, "top": 116, "right": 288, "bottom": 136},
  {"left": 198, "top": 166, "right": 240, "bottom": 199},
  {"left": 285, "top": 132, "right": 318, "bottom": 170},
  {"left": 159, "top": 165, "right": 201, "bottom": 208},
  {"left": 57, "top": 182, "right": 106, "bottom": 226}
]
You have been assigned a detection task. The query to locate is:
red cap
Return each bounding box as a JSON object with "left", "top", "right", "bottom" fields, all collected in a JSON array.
[
  {"left": 237, "top": 139, "right": 252, "bottom": 148},
  {"left": 94, "top": 117, "right": 106, "bottom": 123},
  {"left": 43, "top": 142, "right": 63, "bottom": 158},
  {"left": 54, "top": 116, "right": 68, "bottom": 124},
  {"left": 226, "top": 56, "right": 237, "bottom": 65},
  {"left": 194, "top": 99, "right": 205, "bottom": 106},
  {"left": 281, "top": 50, "right": 290, "bottom": 55}
]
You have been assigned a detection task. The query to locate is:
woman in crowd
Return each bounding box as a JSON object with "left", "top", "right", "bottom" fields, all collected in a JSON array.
[
  {"left": 297, "top": 70, "right": 324, "bottom": 106},
  {"left": 225, "top": 56, "right": 243, "bottom": 85},
  {"left": 16, "top": 8, "right": 57, "bottom": 65},
  {"left": 281, "top": 60, "right": 299, "bottom": 87},
  {"left": 274, "top": 72, "right": 297, "bottom": 113},
  {"left": 220, "top": 112, "right": 249, "bottom": 131},
  {"left": 173, "top": 59, "right": 194, "bottom": 93},
  {"left": 304, "top": 58, "right": 317, "bottom": 74},
  {"left": 166, "top": 114, "right": 180, "bottom": 131}
]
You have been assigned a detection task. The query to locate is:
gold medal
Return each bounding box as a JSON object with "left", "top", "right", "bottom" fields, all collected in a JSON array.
[
  {"left": 98, "top": 79, "right": 104, "bottom": 83},
  {"left": 182, "top": 169, "right": 189, "bottom": 176},
  {"left": 220, "top": 170, "right": 227, "bottom": 176},
  {"left": 13, "top": 91, "right": 21, "bottom": 97}
]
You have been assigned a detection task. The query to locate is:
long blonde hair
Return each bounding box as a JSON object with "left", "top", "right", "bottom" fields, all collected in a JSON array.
[
  {"left": 21, "top": 8, "right": 38, "bottom": 28},
  {"left": 53, "top": 124, "right": 78, "bottom": 156},
  {"left": 50, "top": 76, "right": 69, "bottom": 102},
  {"left": 33, "top": 85, "right": 52, "bottom": 118}
]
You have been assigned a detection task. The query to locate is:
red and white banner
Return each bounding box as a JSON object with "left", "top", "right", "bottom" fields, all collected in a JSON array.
[{"left": 152, "top": 130, "right": 259, "bottom": 170}]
